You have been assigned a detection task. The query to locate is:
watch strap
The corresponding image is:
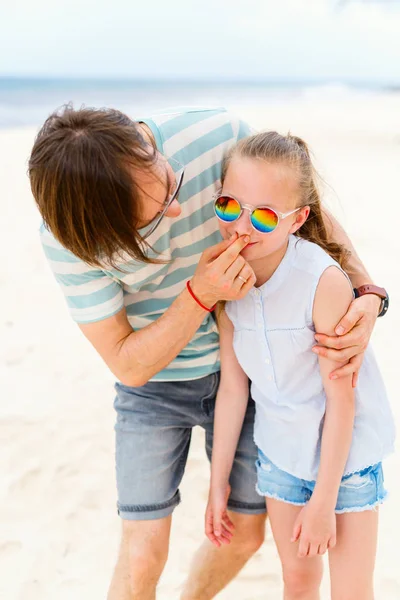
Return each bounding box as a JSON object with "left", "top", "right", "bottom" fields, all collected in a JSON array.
[
  {"left": 354, "top": 284, "right": 387, "bottom": 300},
  {"left": 353, "top": 285, "right": 389, "bottom": 318}
]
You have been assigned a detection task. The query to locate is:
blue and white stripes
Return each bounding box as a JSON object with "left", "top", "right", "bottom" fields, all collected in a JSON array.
[{"left": 40, "top": 107, "right": 251, "bottom": 381}]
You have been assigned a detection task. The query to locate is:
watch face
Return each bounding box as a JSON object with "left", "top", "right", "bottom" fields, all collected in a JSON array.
[{"left": 379, "top": 294, "right": 389, "bottom": 317}]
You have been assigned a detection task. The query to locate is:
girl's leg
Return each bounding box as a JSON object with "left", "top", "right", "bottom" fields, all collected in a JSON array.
[
  {"left": 267, "top": 498, "right": 323, "bottom": 600},
  {"left": 329, "top": 509, "right": 379, "bottom": 600}
]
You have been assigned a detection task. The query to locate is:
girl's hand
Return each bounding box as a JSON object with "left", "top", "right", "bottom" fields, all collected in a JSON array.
[
  {"left": 291, "top": 501, "right": 336, "bottom": 558},
  {"left": 205, "top": 484, "right": 235, "bottom": 548},
  {"left": 313, "top": 293, "right": 380, "bottom": 387}
]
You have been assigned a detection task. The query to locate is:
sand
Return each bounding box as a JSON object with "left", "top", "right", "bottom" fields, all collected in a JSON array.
[{"left": 1, "top": 89, "right": 400, "bottom": 599}]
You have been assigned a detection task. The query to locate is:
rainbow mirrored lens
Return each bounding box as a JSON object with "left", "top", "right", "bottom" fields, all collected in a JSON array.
[
  {"left": 214, "top": 196, "right": 280, "bottom": 233},
  {"left": 251, "top": 208, "right": 279, "bottom": 233},
  {"left": 214, "top": 196, "right": 241, "bottom": 222}
]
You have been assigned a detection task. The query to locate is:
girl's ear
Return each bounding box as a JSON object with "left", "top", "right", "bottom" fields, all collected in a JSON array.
[{"left": 289, "top": 206, "right": 310, "bottom": 234}]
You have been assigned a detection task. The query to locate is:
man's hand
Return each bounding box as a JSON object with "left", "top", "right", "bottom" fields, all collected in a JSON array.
[
  {"left": 191, "top": 233, "right": 256, "bottom": 309},
  {"left": 291, "top": 501, "right": 336, "bottom": 558},
  {"left": 205, "top": 485, "right": 234, "bottom": 548},
  {"left": 312, "top": 294, "right": 381, "bottom": 387}
]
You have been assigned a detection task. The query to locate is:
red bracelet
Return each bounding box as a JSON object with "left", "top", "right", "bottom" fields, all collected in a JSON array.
[{"left": 186, "top": 280, "right": 216, "bottom": 312}]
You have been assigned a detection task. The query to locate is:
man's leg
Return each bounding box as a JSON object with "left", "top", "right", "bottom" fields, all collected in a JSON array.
[
  {"left": 181, "top": 511, "right": 266, "bottom": 600},
  {"left": 108, "top": 517, "right": 172, "bottom": 600},
  {"left": 182, "top": 393, "right": 267, "bottom": 599},
  {"left": 108, "top": 379, "right": 196, "bottom": 599}
]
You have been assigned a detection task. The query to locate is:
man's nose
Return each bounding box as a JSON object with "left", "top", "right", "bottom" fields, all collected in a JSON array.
[{"left": 165, "top": 198, "right": 181, "bottom": 218}]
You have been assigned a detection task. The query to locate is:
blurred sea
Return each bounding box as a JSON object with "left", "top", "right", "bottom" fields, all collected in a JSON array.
[{"left": 0, "top": 77, "right": 395, "bottom": 130}]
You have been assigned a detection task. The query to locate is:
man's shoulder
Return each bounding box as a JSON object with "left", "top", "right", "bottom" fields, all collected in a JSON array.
[
  {"left": 140, "top": 107, "right": 252, "bottom": 152},
  {"left": 39, "top": 222, "right": 105, "bottom": 274}
]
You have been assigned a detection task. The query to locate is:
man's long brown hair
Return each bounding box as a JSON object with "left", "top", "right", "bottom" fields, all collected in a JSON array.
[{"left": 29, "top": 104, "right": 162, "bottom": 268}]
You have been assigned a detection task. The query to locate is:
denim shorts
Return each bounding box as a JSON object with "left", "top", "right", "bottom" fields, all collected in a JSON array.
[
  {"left": 256, "top": 450, "right": 387, "bottom": 513},
  {"left": 114, "top": 372, "right": 266, "bottom": 520}
]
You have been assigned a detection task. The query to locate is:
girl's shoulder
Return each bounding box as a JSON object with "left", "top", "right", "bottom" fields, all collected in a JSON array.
[{"left": 291, "top": 236, "right": 340, "bottom": 277}]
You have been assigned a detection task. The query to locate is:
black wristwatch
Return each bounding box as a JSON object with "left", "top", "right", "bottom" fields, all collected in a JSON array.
[{"left": 353, "top": 285, "right": 389, "bottom": 318}]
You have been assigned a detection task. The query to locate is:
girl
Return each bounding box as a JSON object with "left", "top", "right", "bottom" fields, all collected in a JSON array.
[{"left": 205, "top": 132, "right": 395, "bottom": 599}]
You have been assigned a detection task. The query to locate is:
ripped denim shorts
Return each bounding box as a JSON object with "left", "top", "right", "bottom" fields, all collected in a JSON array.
[{"left": 256, "top": 449, "right": 387, "bottom": 514}]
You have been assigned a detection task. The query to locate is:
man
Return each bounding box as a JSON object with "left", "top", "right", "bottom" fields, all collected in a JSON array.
[{"left": 29, "top": 105, "right": 387, "bottom": 600}]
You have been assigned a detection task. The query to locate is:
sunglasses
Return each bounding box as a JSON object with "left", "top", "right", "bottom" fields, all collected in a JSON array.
[
  {"left": 141, "top": 158, "right": 185, "bottom": 240},
  {"left": 213, "top": 193, "right": 301, "bottom": 234}
]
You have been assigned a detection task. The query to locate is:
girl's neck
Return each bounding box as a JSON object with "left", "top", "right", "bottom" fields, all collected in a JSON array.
[{"left": 251, "top": 238, "right": 290, "bottom": 288}]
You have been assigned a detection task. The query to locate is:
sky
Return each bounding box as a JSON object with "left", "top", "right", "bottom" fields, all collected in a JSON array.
[{"left": 1, "top": 0, "right": 400, "bottom": 84}]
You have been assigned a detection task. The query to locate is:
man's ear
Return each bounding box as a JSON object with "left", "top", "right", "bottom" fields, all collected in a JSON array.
[{"left": 290, "top": 206, "right": 310, "bottom": 234}]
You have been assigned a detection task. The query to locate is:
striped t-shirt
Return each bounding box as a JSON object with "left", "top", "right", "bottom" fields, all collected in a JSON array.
[{"left": 40, "top": 107, "right": 252, "bottom": 381}]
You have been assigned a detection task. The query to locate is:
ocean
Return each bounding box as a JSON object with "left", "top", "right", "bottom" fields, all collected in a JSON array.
[{"left": 0, "top": 77, "right": 391, "bottom": 130}]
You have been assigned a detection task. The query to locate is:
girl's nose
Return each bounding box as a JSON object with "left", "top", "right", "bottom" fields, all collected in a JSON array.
[{"left": 233, "top": 212, "right": 253, "bottom": 237}]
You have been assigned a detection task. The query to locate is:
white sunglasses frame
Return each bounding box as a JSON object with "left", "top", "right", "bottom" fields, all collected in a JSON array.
[{"left": 213, "top": 192, "right": 301, "bottom": 234}]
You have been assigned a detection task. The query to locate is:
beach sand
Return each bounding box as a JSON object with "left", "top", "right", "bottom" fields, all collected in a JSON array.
[{"left": 1, "top": 90, "right": 399, "bottom": 599}]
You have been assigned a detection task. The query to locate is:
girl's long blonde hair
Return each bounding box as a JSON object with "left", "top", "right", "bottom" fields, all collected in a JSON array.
[{"left": 222, "top": 131, "right": 349, "bottom": 268}]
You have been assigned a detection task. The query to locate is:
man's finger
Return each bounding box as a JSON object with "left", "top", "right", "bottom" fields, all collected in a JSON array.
[
  {"left": 312, "top": 345, "right": 360, "bottom": 363},
  {"left": 237, "top": 272, "right": 257, "bottom": 297},
  {"left": 214, "top": 235, "right": 250, "bottom": 270},
  {"left": 314, "top": 329, "right": 363, "bottom": 350},
  {"left": 334, "top": 301, "right": 361, "bottom": 336},
  {"left": 330, "top": 354, "right": 363, "bottom": 380},
  {"left": 204, "top": 233, "right": 238, "bottom": 262},
  {"left": 224, "top": 254, "right": 246, "bottom": 281}
]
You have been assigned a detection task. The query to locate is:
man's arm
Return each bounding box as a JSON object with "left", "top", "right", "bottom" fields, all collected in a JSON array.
[
  {"left": 79, "top": 234, "right": 256, "bottom": 386},
  {"left": 316, "top": 207, "right": 382, "bottom": 385},
  {"left": 80, "top": 289, "right": 213, "bottom": 386},
  {"left": 322, "top": 207, "right": 378, "bottom": 290}
]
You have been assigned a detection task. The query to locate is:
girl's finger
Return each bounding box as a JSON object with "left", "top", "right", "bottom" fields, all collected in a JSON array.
[
  {"left": 308, "top": 543, "right": 319, "bottom": 558},
  {"left": 216, "top": 529, "right": 232, "bottom": 545},
  {"left": 213, "top": 510, "right": 224, "bottom": 537},
  {"left": 221, "top": 513, "right": 235, "bottom": 532},
  {"left": 328, "top": 536, "right": 337, "bottom": 550},
  {"left": 219, "top": 524, "right": 233, "bottom": 539},
  {"left": 206, "top": 529, "right": 221, "bottom": 548},
  {"left": 352, "top": 370, "right": 359, "bottom": 388},
  {"left": 318, "top": 543, "right": 328, "bottom": 555},
  {"left": 298, "top": 539, "right": 310, "bottom": 558},
  {"left": 291, "top": 521, "right": 301, "bottom": 543}
]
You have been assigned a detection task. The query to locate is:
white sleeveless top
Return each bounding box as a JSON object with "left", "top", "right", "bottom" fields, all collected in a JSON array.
[{"left": 225, "top": 235, "right": 395, "bottom": 481}]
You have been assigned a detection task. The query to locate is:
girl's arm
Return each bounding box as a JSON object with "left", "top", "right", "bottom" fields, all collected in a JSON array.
[
  {"left": 317, "top": 208, "right": 381, "bottom": 385},
  {"left": 312, "top": 266, "right": 355, "bottom": 508},
  {"left": 206, "top": 308, "right": 250, "bottom": 546},
  {"left": 292, "top": 266, "right": 355, "bottom": 558}
]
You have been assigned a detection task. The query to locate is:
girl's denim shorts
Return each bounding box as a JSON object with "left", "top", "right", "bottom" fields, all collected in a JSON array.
[{"left": 256, "top": 449, "right": 387, "bottom": 514}]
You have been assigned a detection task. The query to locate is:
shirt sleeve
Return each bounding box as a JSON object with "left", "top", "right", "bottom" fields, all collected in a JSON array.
[
  {"left": 223, "top": 110, "right": 257, "bottom": 143},
  {"left": 236, "top": 118, "right": 256, "bottom": 141},
  {"left": 39, "top": 224, "right": 124, "bottom": 324}
]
